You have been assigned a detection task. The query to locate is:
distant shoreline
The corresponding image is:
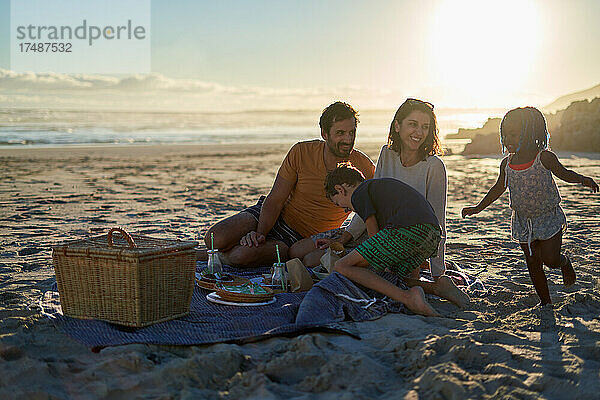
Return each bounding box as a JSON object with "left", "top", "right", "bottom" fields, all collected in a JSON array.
[{"left": 2, "top": 141, "right": 598, "bottom": 160}]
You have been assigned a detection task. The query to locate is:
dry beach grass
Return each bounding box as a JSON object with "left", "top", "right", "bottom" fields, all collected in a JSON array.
[{"left": 1, "top": 143, "right": 599, "bottom": 399}]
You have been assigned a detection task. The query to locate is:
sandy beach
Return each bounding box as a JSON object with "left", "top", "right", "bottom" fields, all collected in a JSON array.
[{"left": 1, "top": 142, "right": 600, "bottom": 399}]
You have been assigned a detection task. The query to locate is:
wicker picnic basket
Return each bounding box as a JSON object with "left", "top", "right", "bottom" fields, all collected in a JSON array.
[{"left": 52, "top": 228, "right": 198, "bottom": 327}]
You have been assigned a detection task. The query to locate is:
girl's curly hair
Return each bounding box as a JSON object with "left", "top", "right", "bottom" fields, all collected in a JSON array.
[{"left": 500, "top": 107, "right": 549, "bottom": 154}]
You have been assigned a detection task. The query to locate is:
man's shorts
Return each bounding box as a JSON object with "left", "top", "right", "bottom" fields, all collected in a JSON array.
[
  {"left": 242, "top": 196, "right": 304, "bottom": 248},
  {"left": 355, "top": 224, "right": 441, "bottom": 279}
]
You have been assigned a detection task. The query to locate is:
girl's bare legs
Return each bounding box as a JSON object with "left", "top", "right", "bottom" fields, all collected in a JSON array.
[
  {"left": 521, "top": 231, "right": 575, "bottom": 305},
  {"left": 334, "top": 250, "right": 440, "bottom": 317},
  {"left": 538, "top": 230, "right": 575, "bottom": 286},
  {"left": 559, "top": 256, "right": 575, "bottom": 286},
  {"left": 520, "top": 241, "right": 551, "bottom": 305}
]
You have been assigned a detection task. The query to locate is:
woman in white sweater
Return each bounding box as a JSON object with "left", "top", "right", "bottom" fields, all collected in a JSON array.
[
  {"left": 313, "top": 98, "right": 469, "bottom": 307},
  {"left": 345, "top": 99, "right": 447, "bottom": 277}
]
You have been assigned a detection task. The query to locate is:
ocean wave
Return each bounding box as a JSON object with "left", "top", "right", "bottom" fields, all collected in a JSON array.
[{"left": 0, "top": 107, "right": 501, "bottom": 147}]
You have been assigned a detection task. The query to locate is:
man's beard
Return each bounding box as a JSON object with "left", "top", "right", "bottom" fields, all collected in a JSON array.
[{"left": 327, "top": 140, "right": 354, "bottom": 158}]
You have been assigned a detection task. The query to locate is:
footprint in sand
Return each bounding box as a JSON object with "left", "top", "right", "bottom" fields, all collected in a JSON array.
[{"left": 17, "top": 247, "right": 43, "bottom": 256}]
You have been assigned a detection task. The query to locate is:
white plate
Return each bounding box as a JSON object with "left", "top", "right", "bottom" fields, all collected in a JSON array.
[{"left": 206, "top": 292, "right": 276, "bottom": 307}]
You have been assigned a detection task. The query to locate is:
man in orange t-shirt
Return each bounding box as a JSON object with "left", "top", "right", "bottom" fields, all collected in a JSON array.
[{"left": 204, "top": 102, "right": 375, "bottom": 268}]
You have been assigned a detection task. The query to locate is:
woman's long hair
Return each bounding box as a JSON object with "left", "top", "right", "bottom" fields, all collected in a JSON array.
[{"left": 387, "top": 98, "right": 443, "bottom": 159}]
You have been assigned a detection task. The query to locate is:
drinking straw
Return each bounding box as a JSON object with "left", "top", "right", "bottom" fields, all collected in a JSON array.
[
  {"left": 276, "top": 244, "right": 281, "bottom": 264},
  {"left": 208, "top": 232, "right": 215, "bottom": 275}
]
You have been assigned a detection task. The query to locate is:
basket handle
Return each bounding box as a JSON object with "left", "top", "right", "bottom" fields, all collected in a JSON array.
[{"left": 107, "top": 227, "right": 137, "bottom": 248}]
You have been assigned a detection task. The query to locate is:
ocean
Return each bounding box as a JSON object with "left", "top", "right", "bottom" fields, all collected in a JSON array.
[{"left": 0, "top": 107, "right": 504, "bottom": 149}]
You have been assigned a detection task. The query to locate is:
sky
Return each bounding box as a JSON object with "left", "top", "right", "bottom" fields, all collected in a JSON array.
[{"left": 0, "top": 0, "right": 599, "bottom": 111}]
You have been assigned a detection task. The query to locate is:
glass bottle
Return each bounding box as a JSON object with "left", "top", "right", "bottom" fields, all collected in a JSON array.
[
  {"left": 271, "top": 262, "right": 287, "bottom": 292},
  {"left": 207, "top": 249, "right": 223, "bottom": 276}
]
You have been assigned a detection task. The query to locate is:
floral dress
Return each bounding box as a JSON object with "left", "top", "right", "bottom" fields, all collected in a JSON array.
[{"left": 505, "top": 152, "right": 567, "bottom": 255}]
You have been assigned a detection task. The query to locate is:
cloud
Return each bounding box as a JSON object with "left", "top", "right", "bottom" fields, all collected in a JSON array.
[
  {"left": 0, "top": 69, "right": 399, "bottom": 112},
  {"left": 0, "top": 69, "right": 217, "bottom": 92},
  {"left": 0, "top": 69, "right": 118, "bottom": 90}
]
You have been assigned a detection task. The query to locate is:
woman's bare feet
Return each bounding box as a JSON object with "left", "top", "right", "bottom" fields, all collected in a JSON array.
[
  {"left": 402, "top": 286, "right": 440, "bottom": 317},
  {"left": 436, "top": 275, "right": 471, "bottom": 308}
]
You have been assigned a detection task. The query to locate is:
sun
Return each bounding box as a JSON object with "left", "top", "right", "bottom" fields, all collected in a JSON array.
[{"left": 430, "top": 0, "right": 541, "bottom": 103}]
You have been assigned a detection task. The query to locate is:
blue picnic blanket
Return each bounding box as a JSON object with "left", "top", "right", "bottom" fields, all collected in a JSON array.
[
  {"left": 39, "top": 263, "right": 370, "bottom": 349},
  {"left": 39, "top": 261, "right": 486, "bottom": 350},
  {"left": 297, "top": 271, "right": 407, "bottom": 325}
]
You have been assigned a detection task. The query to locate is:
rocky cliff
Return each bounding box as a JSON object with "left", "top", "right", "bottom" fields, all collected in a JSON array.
[{"left": 457, "top": 98, "right": 599, "bottom": 155}]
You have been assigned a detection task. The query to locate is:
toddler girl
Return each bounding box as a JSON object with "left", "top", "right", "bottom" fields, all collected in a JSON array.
[{"left": 462, "top": 107, "right": 598, "bottom": 305}]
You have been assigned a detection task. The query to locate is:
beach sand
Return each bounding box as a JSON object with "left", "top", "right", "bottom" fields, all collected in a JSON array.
[{"left": 1, "top": 143, "right": 599, "bottom": 399}]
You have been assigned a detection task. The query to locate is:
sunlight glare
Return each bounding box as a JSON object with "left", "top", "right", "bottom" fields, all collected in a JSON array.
[{"left": 431, "top": 0, "right": 541, "bottom": 103}]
